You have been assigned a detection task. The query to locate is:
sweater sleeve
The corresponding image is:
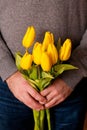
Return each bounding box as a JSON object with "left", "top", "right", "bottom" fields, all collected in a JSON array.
[
  {"left": 60, "top": 29, "right": 87, "bottom": 89},
  {"left": 0, "top": 32, "right": 17, "bottom": 81}
]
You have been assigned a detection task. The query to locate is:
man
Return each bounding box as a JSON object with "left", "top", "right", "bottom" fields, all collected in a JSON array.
[{"left": 0, "top": 0, "right": 87, "bottom": 129}]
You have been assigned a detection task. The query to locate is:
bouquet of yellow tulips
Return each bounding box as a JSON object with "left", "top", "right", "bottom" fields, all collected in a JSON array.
[{"left": 15, "top": 26, "right": 77, "bottom": 130}]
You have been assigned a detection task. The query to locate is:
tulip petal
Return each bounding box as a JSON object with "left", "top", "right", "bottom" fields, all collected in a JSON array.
[
  {"left": 41, "top": 52, "right": 52, "bottom": 71},
  {"left": 20, "top": 52, "right": 33, "bottom": 70},
  {"left": 22, "top": 26, "right": 36, "bottom": 48},
  {"left": 42, "top": 32, "right": 54, "bottom": 51},
  {"left": 33, "top": 42, "right": 42, "bottom": 65},
  {"left": 59, "top": 39, "right": 72, "bottom": 61},
  {"left": 47, "top": 43, "right": 58, "bottom": 65}
]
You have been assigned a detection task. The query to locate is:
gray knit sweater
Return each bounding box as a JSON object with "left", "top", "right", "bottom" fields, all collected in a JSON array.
[{"left": 0, "top": 0, "right": 87, "bottom": 89}]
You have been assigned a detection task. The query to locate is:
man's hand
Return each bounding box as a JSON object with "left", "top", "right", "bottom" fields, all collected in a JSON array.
[
  {"left": 6, "top": 71, "right": 46, "bottom": 111},
  {"left": 40, "top": 78, "right": 73, "bottom": 109}
]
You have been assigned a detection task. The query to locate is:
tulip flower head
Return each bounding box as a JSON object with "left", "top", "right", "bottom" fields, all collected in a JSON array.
[
  {"left": 32, "top": 42, "right": 42, "bottom": 65},
  {"left": 59, "top": 39, "right": 72, "bottom": 61},
  {"left": 47, "top": 43, "right": 58, "bottom": 65},
  {"left": 41, "top": 52, "right": 52, "bottom": 71},
  {"left": 42, "top": 31, "right": 54, "bottom": 51},
  {"left": 20, "top": 51, "right": 33, "bottom": 70},
  {"left": 22, "top": 26, "right": 36, "bottom": 48}
]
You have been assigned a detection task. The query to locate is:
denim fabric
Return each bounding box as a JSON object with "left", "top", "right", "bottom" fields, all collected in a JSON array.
[
  {"left": 0, "top": 78, "right": 87, "bottom": 130},
  {"left": 50, "top": 79, "right": 87, "bottom": 130},
  {"left": 0, "top": 78, "right": 34, "bottom": 130}
]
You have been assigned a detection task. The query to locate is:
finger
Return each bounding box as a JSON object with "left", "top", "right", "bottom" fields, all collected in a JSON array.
[
  {"left": 45, "top": 91, "right": 69, "bottom": 109},
  {"left": 26, "top": 85, "right": 47, "bottom": 104},
  {"left": 45, "top": 97, "right": 58, "bottom": 109},
  {"left": 45, "top": 95, "right": 63, "bottom": 109},
  {"left": 46, "top": 88, "right": 59, "bottom": 102},
  {"left": 40, "top": 85, "right": 53, "bottom": 97},
  {"left": 20, "top": 92, "right": 44, "bottom": 111}
]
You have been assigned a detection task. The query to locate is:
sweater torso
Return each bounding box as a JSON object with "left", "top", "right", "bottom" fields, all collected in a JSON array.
[{"left": 0, "top": 0, "right": 87, "bottom": 55}]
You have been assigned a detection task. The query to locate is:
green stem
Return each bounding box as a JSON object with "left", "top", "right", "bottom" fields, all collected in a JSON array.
[
  {"left": 40, "top": 110, "right": 45, "bottom": 130},
  {"left": 33, "top": 109, "right": 45, "bottom": 130},
  {"left": 46, "top": 109, "right": 51, "bottom": 130},
  {"left": 33, "top": 110, "right": 40, "bottom": 130}
]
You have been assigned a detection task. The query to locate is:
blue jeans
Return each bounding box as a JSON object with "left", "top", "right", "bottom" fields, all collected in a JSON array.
[{"left": 0, "top": 78, "right": 87, "bottom": 130}]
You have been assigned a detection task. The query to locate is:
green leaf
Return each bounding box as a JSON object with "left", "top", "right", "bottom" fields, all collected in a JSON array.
[
  {"left": 37, "top": 78, "right": 52, "bottom": 90},
  {"left": 41, "top": 71, "right": 54, "bottom": 79},
  {"left": 15, "top": 52, "right": 22, "bottom": 70},
  {"left": 23, "top": 75, "right": 39, "bottom": 90},
  {"left": 52, "top": 64, "right": 78, "bottom": 77},
  {"left": 29, "top": 66, "right": 38, "bottom": 80}
]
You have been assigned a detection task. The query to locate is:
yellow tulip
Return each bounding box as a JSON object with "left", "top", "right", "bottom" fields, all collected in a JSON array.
[
  {"left": 41, "top": 52, "right": 52, "bottom": 71},
  {"left": 42, "top": 32, "right": 54, "bottom": 51},
  {"left": 20, "top": 52, "right": 33, "bottom": 70},
  {"left": 59, "top": 39, "right": 72, "bottom": 61},
  {"left": 22, "top": 26, "right": 36, "bottom": 48},
  {"left": 47, "top": 43, "right": 58, "bottom": 65},
  {"left": 33, "top": 42, "right": 42, "bottom": 65}
]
